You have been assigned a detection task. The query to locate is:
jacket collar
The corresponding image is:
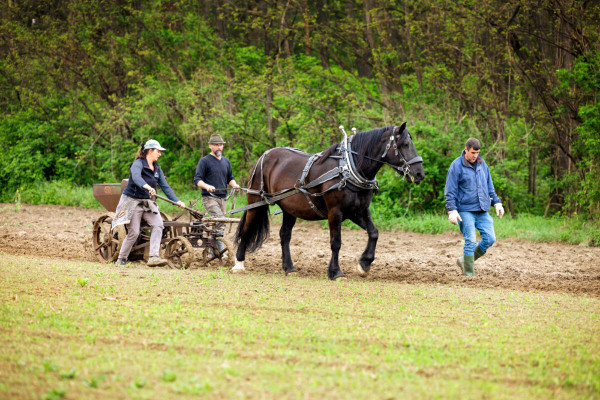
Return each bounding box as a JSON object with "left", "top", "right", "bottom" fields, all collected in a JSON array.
[
  {"left": 461, "top": 150, "right": 483, "bottom": 167},
  {"left": 140, "top": 158, "right": 159, "bottom": 169}
]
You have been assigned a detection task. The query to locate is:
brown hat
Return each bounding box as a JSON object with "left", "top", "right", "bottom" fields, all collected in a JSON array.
[{"left": 208, "top": 134, "right": 226, "bottom": 144}]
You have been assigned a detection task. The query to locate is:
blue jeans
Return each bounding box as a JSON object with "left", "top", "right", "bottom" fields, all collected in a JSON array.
[{"left": 458, "top": 211, "right": 496, "bottom": 256}]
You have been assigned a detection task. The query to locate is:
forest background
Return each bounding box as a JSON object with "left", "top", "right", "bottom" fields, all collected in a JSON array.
[{"left": 1, "top": 0, "right": 599, "bottom": 229}]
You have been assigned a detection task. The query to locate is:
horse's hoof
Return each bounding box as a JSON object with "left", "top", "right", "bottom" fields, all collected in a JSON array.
[
  {"left": 231, "top": 261, "right": 246, "bottom": 274},
  {"left": 356, "top": 264, "right": 369, "bottom": 277},
  {"left": 335, "top": 276, "right": 347, "bottom": 281},
  {"left": 284, "top": 268, "right": 298, "bottom": 276}
]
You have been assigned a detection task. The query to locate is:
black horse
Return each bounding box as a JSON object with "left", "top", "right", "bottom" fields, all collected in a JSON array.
[{"left": 232, "top": 123, "right": 425, "bottom": 280}]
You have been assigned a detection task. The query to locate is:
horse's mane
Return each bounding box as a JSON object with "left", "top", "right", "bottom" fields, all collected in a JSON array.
[{"left": 317, "top": 126, "right": 393, "bottom": 169}]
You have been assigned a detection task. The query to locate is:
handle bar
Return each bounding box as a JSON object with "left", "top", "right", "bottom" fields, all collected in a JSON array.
[{"left": 154, "top": 194, "right": 205, "bottom": 219}]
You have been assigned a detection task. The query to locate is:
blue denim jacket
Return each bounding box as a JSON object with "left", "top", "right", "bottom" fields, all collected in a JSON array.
[{"left": 444, "top": 151, "right": 501, "bottom": 212}]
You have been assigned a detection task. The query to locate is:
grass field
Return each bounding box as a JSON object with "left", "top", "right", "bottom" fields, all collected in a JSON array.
[{"left": 1, "top": 254, "right": 598, "bottom": 399}]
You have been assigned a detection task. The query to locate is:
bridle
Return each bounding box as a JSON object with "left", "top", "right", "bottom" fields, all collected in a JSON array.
[{"left": 343, "top": 126, "right": 423, "bottom": 183}]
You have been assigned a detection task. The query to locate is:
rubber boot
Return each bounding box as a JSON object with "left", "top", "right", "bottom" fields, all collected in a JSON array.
[
  {"left": 457, "top": 246, "right": 486, "bottom": 273},
  {"left": 456, "top": 254, "right": 476, "bottom": 276},
  {"left": 474, "top": 246, "right": 485, "bottom": 261},
  {"left": 463, "top": 255, "right": 474, "bottom": 276}
]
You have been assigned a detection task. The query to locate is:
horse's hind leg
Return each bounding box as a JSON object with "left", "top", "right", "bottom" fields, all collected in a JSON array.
[
  {"left": 279, "top": 211, "right": 297, "bottom": 275},
  {"left": 349, "top": 208, "right": 379, "bottom": 277},
  {"left": 232, "top": 211, "right": 251, "bottom": 273},
  {"left": 233, "top": 206, "right": 270, "bottom": 273}
]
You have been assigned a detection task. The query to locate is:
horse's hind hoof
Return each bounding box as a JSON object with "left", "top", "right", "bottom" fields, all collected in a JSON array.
[
  {"left": 335, "top": 276, "right": 347, "bottom": 281},
  {"left": 284, "top": 268, "right": 298, "bottom": 276},
  {"left": 356, "top": 264, "right": 369, "bottom": 277},
  {"left": 231, "top": 261, "right": 246, "bottom": 274}
]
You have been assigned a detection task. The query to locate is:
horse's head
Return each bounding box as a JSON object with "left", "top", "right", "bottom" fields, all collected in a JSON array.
[{"left": 384, "top": 123, "right": 425, "bottom": 184}]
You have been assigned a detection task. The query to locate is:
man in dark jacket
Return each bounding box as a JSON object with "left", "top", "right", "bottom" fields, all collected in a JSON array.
[
  {"left": 193, "top": 134, "right": 239, "bottom": 253},
  {"left": 444, "top": 138, "right": 504, "bottom": 276}
]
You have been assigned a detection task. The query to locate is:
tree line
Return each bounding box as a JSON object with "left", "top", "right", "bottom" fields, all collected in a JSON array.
[{"left": 0, "top": 0, "right": 598, "bottom": 217}]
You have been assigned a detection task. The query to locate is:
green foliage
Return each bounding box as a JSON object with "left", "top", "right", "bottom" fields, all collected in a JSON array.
[
  {"left": 556, "top": 52, "right": 600, "bottom": 218},
  {"left": 0, "top": 180, "right": 99, "bottom": 208},
  {"left": 0, "top": 0, "right": 597, "bottom": 222}
]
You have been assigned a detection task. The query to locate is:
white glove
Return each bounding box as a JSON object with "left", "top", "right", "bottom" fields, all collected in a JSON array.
[
  {"left": 448, "top": 210, "right": 462, "bottom": 225},
  {"left": 494, "top": 203, "right": 505, "bottom": 218}
]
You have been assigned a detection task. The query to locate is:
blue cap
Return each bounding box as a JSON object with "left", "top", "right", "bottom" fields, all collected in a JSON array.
[{"left": 143, "top": 139, "right": 166, "bottom": 151}]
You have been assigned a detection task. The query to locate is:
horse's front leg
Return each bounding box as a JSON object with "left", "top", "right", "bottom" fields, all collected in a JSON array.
[
  {"left": 279, "top": 211, "right": 297, "bottom": 275},
  {"left": 349, "top": 208, "right": 378, "bottom": 277},
  {"left": 327, "top": 210, "right": 345, "bottom": 281}
]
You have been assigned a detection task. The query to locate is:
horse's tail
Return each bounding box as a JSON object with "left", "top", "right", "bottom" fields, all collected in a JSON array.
[{"left": 233, "top": 206, "right": 270, "bottom": 253}]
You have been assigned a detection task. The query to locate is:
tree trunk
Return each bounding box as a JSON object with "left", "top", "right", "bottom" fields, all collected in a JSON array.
[{"left": 404, "top": 0, "right": 423, "bottom": 93}]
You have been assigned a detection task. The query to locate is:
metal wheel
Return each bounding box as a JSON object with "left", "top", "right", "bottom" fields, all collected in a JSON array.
[
  {"left": 92, "top": 214, "right": 126, "bottom": 263},
  {"left": 202, "top": 237, "right": 234, "bottom": 268},
  {"left": 163, "top": 236, "right": 194, "bottom": 269}
]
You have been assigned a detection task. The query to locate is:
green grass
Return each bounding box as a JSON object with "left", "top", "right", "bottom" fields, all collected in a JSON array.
[
  {"left": 0, "top": 254, "right": 598, "bottom": 399},
  {"left": 4, "top": 180, "right": 599, "bottom": 246},
  {"left": 8, "top": 180, "right": 100, "bottom": 209},
  {"left": 366, "top": 211, "right": 600, "bottom": 246}
]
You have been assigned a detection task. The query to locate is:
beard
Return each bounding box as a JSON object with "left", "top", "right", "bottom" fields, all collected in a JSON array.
[{"left": 214, "top": 150, "right": 222, "bottom": 157}]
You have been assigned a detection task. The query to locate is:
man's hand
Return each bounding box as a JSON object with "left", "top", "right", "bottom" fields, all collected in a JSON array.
[
  {"left": 176, "top": 201, "right": 186, "bottom": 209},
  {"left": 448, "top": 210, "right": 462, "bottom": 225},
  {"left": 494, "top": 203, "right": 505, "bottom": 218},
  {"left": 232, "top": 183, "right": 240, "bottom": 191},
  {"left": 206, "top": 184, "right": 216, "bottom": 192}
]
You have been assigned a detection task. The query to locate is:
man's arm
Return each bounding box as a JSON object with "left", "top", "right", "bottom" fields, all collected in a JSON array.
[
  {"left": 193, "top": 159, "right": 216, "bottom": 192},
  {"left": 197, "top": 180, "right": 216, "bottom": 192},
  {"left": 444, "top": 162, "right": 459, "bottom": 212},
  {"left": 193, "top": 159, "right": 205, "bottom": 188},
  {"left": 486, "top": 165, "right": 504, "bottom": 217},
  {"left": 486, "top": 167, "right": 501, "bottom": 205},
  {"left": 226, "top": 160, "right": 238, "bottom": 189}
]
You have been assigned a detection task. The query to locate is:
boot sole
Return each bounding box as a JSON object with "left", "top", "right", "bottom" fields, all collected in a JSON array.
[{"left": 147, "top": 260, "right": 168, "bottom": 267}]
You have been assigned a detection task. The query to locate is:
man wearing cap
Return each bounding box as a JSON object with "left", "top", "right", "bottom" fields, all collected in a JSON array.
[
  {"left": 113, "top": 139, "right": 185, "bottom": 267},
  {"left": 193, "top": 134, "right": 240, "bottom": 252},
  {"left": 445, "top": 138, "right": 504, "bottom": 276}
]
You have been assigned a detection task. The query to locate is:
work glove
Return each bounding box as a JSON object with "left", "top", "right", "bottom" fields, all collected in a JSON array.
[
  {"left": 448, "top": 210, "right": 462, "bottom": 225},
  {"left": 494, "top": 203, "right": 505, "bottom": 218}
]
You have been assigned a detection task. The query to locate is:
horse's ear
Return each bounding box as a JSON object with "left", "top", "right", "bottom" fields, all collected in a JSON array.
[{"left": 397, "top": 122, "right": 407, "bottom": 134}]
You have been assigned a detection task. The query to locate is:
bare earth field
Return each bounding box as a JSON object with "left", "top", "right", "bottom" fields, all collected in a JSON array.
[{"left": 1, "top": 204, "right": 599, "bottom": 297}]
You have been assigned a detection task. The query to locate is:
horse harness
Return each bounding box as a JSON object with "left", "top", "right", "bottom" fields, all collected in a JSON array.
[{"left": 227, "top": 127, "right": 423, "bottom": 217}]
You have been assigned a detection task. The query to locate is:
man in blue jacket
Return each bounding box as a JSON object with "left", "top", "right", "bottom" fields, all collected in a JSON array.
[{"left": 444, "top": 138, "right": 504, "bottom": 276}]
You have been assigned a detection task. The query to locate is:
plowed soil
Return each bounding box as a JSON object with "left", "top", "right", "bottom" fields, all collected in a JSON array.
[{"left": 1, "top": 204, "right": 599, "bottom": 297}]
